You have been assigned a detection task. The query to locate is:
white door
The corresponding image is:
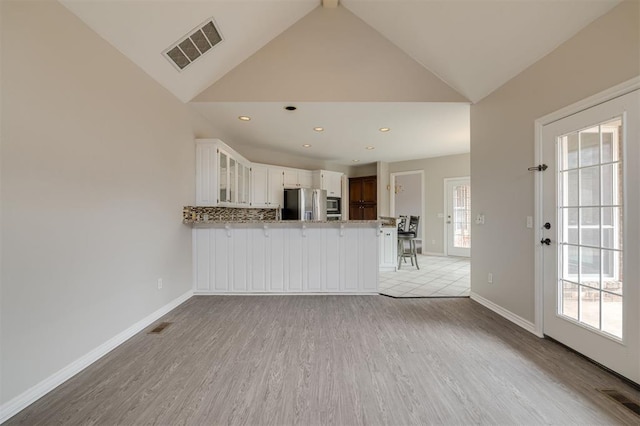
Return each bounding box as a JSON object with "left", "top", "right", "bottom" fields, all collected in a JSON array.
[
  {"left": 445, "top": 178, "right": 471, "bottom": 257},
  {"left": 542, "top": 90, "right": 639, "bottom": 383}
]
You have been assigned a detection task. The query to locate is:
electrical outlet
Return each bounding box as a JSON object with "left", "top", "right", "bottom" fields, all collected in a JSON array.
[
  {"left": 157, "top": 278, "right": 163, "bottom": 289},
  {"left": 488, "top": 273, "right": 493, "bottom": 284}
]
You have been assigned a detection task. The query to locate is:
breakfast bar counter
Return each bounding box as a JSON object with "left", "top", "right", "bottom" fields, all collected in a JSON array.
[{"left": 185, "top": 208, "right": 383, "bottom": 295}]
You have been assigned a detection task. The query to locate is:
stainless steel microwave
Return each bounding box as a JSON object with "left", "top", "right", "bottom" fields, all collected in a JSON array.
[{"left": 327, "top": 197, "right": 341, "bottom": 214}]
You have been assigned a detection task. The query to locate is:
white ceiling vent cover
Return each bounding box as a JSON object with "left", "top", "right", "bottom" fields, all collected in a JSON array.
[{"left": 163, "top": 19, "right": 222, "bottom": 71}]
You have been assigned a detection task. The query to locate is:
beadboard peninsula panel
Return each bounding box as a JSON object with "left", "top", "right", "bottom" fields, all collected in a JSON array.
[{"left": 193, "top": 224, "right": 379, "bottom": 294}]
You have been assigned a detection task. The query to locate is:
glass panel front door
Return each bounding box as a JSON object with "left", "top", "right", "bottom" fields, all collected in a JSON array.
[
  {"left": 557, "top": 118, "right": 623, "bottom": 339},
  {"left": 446, "top": 178, "right": 470, "bottom": 257},
  {"left": 453, "top": 184, "right": 471, "bottom": 249},
  {"left": 542, "top": 89, "right": 638, "bottom": 383}
]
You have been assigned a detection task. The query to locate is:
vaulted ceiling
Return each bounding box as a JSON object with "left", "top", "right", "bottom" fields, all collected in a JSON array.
[{"left": 60, "top": 0, "right": 621, "bottom": 164}]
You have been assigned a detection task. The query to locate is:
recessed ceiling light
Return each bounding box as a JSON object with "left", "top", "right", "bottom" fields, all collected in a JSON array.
[
  {"left": 365, "top": 146, "right": 375, "bottom": 150},
  {"left": 352, "top": 159, "right": 360, "bottom": 163},
  {"left": 238, "top": 116, "right": 251, "bottom": 121},
  {"left": 302, "top": 144, "right": 312, "bottom": 148},
  {"left": 379, "top": 127, "right": 390, "bottom": 132},
  {"left": 284, "top": 106, "right": 297, "bottom": 111},
  {"left": 313, "top": 127, "right": 324, "bottom": 132}
]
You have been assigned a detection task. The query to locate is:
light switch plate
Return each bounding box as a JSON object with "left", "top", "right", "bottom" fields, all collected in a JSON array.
[{"left": 526, "top": 216, "right": 533, "bottom": 228}]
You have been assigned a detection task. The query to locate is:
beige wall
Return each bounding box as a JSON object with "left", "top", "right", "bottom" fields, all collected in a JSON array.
[
  {"left": 470, "top": 0, "right": 640, "bottom": 322},
  {"left": 377, "top": 161, "right": 390, "bottom": 217},
  {"left": 349, "top": 163, "right": 378, "bottom": 178},
  {"left": 231, "top": 143, "right": 352, "bottom": 174},
  {"left": 195, "top": 6, "right": 466, "bottom": 103},
  {"left": 389, "top": 153, "right": 470, "bottom": 254},
  {"left": 1, "top": 1, "right": 199, "bottom": 404}
]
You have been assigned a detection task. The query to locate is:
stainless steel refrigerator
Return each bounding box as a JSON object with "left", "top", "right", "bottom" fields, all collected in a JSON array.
[{"left": 282, "top": 188, "right": 327, "bottom": 221}]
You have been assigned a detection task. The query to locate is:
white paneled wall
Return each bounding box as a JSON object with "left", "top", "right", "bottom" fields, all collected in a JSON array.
[{"left": 194, "top": 224, "right": 379, "bottom": 293}]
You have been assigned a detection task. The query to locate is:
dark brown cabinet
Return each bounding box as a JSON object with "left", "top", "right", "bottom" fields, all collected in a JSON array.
[{"left": 349, "top": 176, "right": 377, "bottom": 220}]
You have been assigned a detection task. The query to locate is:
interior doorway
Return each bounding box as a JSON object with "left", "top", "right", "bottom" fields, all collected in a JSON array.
[
  {"left": 444, "top": 177, "right": 471, "bottom": 257},
  {"left": 390, "top": 171, "right": 424, "bottom": 252}
]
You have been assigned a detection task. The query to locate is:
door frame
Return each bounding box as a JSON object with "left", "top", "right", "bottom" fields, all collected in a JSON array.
[
  {"left": 443, "top": 176, "right": 471, "bottom": 257},
  {"left": 390, "top": 170, "right": 425, "bottom": 246},
  {"left": 533, "top": 76, "right": 640, "bottom": 338}
]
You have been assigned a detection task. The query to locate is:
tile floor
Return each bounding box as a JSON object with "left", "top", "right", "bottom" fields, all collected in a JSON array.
[{"left": 379, "top": 254, "right": 470, "bottom": 298}]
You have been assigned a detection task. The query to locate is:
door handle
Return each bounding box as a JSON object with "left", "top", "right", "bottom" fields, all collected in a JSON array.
[
  {"left": 541, "top": 238, "right": 551, "bottom": 245},
  {"left": 544, "top": 222, "right": 551, "bottom": 229}
]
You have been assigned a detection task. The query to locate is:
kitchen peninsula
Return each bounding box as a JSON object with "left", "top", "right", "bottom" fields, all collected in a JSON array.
[
  {"left": 185, "top": 207, "right": 382, "bottom": 294},
  {"left": 188, "top": 138, "right": 394, "bottom": 294}
]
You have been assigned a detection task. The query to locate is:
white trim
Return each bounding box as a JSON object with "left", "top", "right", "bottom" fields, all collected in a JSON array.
[
  {"left": 192, "top": 228, "right": 198, "bottom": 290},
  {"left": 533, "top": 121, "right": 545, "bottom": 337},
  {"left": 389, "top": 170, "right": 425, "bottom": 244},
  {"left": 533, "top": 76, "right": 640, "bottom": 339},
  {"left": 470, "top": 292, "right": 541, "bottom": 337},
  {"left": 0, "top": 290, "right": 193, "bottom": 424},
  {"left": 423, "top": 251, "right": 446, "bottom": 257},
  {"left": 536, "top": 77, "right": 640, "bottom": 126}
]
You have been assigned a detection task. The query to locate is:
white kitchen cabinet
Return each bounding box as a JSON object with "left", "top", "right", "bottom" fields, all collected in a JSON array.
[
  {"left": 251, "top": 164, "right": 284, "bottom": 207},
  {"left": 195, "top": 141, "right": 217, "bottom": 206},
  {"left": 198, "top": 139, "right": 349, "bottom": 208},
  {"left": 312, "top": 170, "right": 343, "bottom": 197},
  {"left": 268, "top": 167, "right": 285, "bottom": 207},
  {"left": 283, "top": 168, "right": 312, "bottom": 189},
  {"left": 196, "top": 139, "right": 251, "bottom": 206},
  {"left": 218, "top": 149, "right": 231, "bottom": 203},
  {"left": 251, "top": 165, "right": 268, "bottom": 206},
  {"left": 379, "top": 227, "right": 397, "bottom": 271},
  {"left": 237, "top": 163, "right": 250, "bottom": 205}
]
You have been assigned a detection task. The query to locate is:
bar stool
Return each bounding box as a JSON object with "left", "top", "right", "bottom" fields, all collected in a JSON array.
[
  {"left": 396, "top": 215, "right": 408, "bottom": 265},
  {"left": 397, "top": 216, "right": 420, "bottom": 270},
  {"left": 397, "top": 215, "right": 407, "bottom": 233}
]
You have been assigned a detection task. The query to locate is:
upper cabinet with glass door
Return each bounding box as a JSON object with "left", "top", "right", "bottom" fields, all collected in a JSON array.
[{"left": 195, "top": 139, "right": 251, "bottom": 206}]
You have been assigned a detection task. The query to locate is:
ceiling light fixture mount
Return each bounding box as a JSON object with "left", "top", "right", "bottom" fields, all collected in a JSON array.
[
  {"left": 313, "top": 127, "right": 324, "bottom": 132},
  {"left": 365, "top": 146, "right": 375, "bottom": 150},
  {"left": 302, "top": 144, "right": 312, "bottom": 148},
  {"left": 379, "top": 127, "right": 390, "bottom": 132},
  {"left": 284, "top": 106, "right": 297, "bottom": 111},
  {"left": 238, "top": 116, "right": 251, "bottom": 121},
  {"left": 352, "top": 159, "right": 360, "bottom": 163}
]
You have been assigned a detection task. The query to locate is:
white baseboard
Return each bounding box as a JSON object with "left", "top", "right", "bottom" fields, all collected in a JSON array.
[
  {"left": 423, "top": 251, "right": 446, "bottom": 256},
  {"left": 0, "top": 290, "right": 193, "bottom": 424},
  {"left": 470, "top": 292, "right": 541, "bottom": 337}
]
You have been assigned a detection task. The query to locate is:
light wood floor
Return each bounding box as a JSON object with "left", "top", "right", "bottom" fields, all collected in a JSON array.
[{"left": 8, "top": 296, "right": 640, "bottom": 425}]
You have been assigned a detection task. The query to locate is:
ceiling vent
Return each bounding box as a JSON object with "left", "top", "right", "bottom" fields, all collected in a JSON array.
[{"left": 163, "top": 19, "right": 222, "bottom": 71}]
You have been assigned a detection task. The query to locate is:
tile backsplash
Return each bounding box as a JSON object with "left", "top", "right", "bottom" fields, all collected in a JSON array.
[{"left": 183, "top": 206, "right": 279, "bottom": 223}]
